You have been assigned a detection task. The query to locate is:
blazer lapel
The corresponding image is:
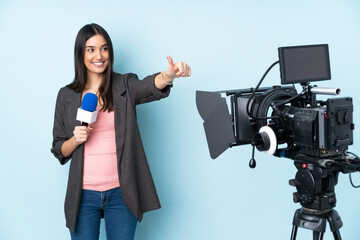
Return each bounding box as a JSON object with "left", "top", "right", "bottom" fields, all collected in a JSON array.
[{"left": 66, "top": 91, "right": 82, "bottom": 129}]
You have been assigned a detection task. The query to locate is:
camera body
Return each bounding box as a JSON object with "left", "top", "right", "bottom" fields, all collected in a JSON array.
[
  {"left": 276, "top": 97, "right": 354, "bottom": 158},
  {"left": 232, "top": 86, "right": 354, "bottom": 159}
]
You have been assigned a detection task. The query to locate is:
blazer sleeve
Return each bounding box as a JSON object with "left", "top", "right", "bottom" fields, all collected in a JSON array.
[
  {"left": 51, "top": 88, "right": 72, "bottom": 165},
  {"left": 125, "top": 73, "right": 171, "bottom": 105}
]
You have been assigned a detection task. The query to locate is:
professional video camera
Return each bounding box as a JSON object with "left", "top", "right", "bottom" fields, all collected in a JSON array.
[{"left": 196, "top": 44, "right": 360, "bottom": 240}]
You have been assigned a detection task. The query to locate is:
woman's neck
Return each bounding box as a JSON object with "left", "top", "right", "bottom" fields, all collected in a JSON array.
[{"left": 85, "top": 72, "right": 103, "bottom": 91}]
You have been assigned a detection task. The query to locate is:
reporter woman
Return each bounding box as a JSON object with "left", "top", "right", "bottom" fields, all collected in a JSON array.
[{"left": 51, "top": 23, "right": 191, "bottom": 240}]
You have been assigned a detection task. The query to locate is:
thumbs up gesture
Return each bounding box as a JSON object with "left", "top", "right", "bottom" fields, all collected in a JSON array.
[{"left": 163, "top": 56, "right": 191, "bottom": 82}]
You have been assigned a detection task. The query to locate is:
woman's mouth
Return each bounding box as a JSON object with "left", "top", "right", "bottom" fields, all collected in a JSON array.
[{"left": 92, "top": 61, "right": 105, "bottom": 67}]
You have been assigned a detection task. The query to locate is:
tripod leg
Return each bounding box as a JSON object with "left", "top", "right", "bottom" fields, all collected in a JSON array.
[
  {"left": 332, "top": 230, "right": 342, "bottom": 240},
  {"left": 290, "top": 225, "right": 298, "bottom": 240},
  {"left": 313, "top": 231, "right": 324, "bottom": 240},
  {"left": 327, "top": 210, "right": 343, "bottom": 240}
]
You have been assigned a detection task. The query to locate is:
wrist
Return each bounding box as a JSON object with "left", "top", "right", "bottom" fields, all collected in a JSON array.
[
  {"left": 72, "top": 136, "right": 80, "bottom": 146},
  {"left": 161, "top": 71, "right": 174, "bottom": 85}
]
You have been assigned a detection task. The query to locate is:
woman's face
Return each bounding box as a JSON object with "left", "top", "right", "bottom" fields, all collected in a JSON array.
[{"left": 84, "top": 34, "right": 110, "bottom": 76}]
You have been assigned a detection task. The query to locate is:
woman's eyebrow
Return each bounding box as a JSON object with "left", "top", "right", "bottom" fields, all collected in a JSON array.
[{"left": 85, "top": 44, "right": 108, "bottom": 48}]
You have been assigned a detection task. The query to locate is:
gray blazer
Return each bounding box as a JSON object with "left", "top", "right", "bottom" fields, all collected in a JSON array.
[{"left": 51, "top": 72, "right": 170, "bottom": 233}]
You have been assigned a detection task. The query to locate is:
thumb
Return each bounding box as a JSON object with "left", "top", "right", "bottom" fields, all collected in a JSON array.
[{"left": 167, "top": 55, "right": 174, "bottom": 66}]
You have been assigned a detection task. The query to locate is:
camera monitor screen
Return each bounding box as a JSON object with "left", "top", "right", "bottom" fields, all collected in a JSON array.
[{"left": 278, "top": 44, "right": 331, "bottom": 84}]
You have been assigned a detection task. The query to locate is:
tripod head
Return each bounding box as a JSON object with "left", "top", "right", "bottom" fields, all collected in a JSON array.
[
  {"left": 287, "top": 153, "right": 360, "bottom": 212},
  {"left": 290, "top": 161, "right": 338, "bottom": 212}
]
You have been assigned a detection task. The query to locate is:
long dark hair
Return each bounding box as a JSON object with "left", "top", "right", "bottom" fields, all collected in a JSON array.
[{"left": 68, "top": 23, "right": 114, "bottom": 112}]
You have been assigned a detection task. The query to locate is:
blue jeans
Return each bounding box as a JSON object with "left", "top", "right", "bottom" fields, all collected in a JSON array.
[{"left": 70, "top": 187, "right": 137, "bottom": 240}]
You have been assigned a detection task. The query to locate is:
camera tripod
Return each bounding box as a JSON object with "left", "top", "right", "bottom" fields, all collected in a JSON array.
[
  {"left": 290, "top": 207, "right": 342, "bottom": 240},
  {"left": 288, "top": 160, "right": 344, "bottom": 240}
]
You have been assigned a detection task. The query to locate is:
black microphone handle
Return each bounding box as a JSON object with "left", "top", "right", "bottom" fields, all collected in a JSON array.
[{"left": 82, "top": 122, "right": 88, "bottom": 127}]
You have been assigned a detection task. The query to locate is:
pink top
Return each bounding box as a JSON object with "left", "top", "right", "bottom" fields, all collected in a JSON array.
[{"left": 82, "top": 108, "right": 120, "bottom": 191}]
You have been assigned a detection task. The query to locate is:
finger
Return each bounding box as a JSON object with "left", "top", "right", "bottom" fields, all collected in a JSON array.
[
  {"left": 178, "top": 62, "right": 185, "bottom": 73},
  {"left": 167, "top": 56, "right": 174, "bottom": 66},
  {"left": 185, "top": 65, "right": 191, "bottom": 76},
  {"left": 76, "top": 131, "right": 89, "bottom": 137},
  {"left": 76, "top": 129, "right": 89, "bottom": 134},
  {"left": 181, "top": 63, "right": 191, "bottom": 77},
  {"left": 184, "top": 64, "right": 189, "bottom": 75},
  {"left": 78, "top": 135, "right": 88, "bottom": 141},
  {"left": 175, "top": 63, "right": 185, "bottom": 77},
  {"left": 75, "top": 126, "right": 88, "bottom": 131},
  {"left": 74, "top": 129, "right": 83, "bottom": 136}
]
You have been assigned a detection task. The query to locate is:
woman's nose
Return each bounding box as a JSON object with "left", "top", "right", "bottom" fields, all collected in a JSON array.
[{"left": 95, "top": 49, "right": 103, "bottom": 60}]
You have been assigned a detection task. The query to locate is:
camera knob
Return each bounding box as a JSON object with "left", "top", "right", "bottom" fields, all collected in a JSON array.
[
  {"left": 300, "top": 193, "right": 312, "bottom": 203},
  {"left": 293, "top": 192, "right": 301, "bottom": 203},
  {"left": 289, "top": 179, "right": 300, "bottom": 187}
]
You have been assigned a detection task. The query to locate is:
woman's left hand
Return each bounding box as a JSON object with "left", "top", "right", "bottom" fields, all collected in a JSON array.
[{"left": 163, "top": 56, "right": 191, "bottom": 81}]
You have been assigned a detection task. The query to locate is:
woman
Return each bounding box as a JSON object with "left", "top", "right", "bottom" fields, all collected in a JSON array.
[{"left": 51, "top": 23, "right": 191, "bottom": 240}]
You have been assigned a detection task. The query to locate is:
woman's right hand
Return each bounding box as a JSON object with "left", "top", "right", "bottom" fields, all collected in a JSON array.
[
  {"left": 61, "top": 126, "right": 93, "bottom": 158},
  {"left": 73, "top": 126, "right": 93, "bottom": 145}
]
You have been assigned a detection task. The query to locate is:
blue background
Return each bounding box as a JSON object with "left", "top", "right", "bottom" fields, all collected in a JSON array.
[{"left": 1, "top": 0, "right": 360, "bottom": 239}]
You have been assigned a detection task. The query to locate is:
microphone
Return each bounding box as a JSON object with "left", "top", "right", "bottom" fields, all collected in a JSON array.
[{"left": 76, "top": 93, "right": 98, "bottom": 126}]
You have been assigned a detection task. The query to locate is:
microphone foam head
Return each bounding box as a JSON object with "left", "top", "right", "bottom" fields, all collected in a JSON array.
[{"left": 81, "top": 93, "right": 98, "bottom": 112}]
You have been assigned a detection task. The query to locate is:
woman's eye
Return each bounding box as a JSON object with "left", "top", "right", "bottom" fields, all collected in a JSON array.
[
  {"left": 87, "top": 48, "right": 94, "bottom": 52},
  {"left": 102, "top": 47, "right": 108, "bottom": 51}
]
